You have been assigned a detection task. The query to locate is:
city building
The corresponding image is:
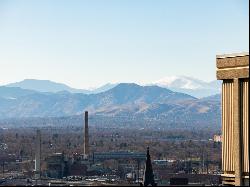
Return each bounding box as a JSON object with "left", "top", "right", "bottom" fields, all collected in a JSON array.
[
  {"left": 213, "top": 135, "right": 222, "bottom": 143},
  {"left": 45, "top": 153, "right": 67, "bottom": 179},
  {"left": 216, "top": 52, "right": 249, "bottom": 186}
]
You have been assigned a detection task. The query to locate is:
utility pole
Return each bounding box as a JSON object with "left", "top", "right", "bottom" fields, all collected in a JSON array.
[
  {"left": 2, "top": 161, "right": 4, "bottom": 178},
  {"left": 206, "top": 153, "right": 209, "bottom": 174},
  {"left": 202, "top": 150, "right": 205, "bottom": 174},
  {"left": 137, "top": 159, "right": 140, "bottom": 184},
  {"left": 35, "top": 130, "right": 41, "bottom": 180}
]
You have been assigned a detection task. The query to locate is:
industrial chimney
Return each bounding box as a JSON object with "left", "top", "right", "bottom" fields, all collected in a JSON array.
[
  {"left": 35, "top": 129, "right": 41, "bottom": 179},
  {"left": 84, "top": 111, "right": 89, "bottom": 159}
]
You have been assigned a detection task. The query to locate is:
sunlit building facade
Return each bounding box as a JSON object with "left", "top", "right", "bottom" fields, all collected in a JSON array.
[{"left": 216, "top": 52, "right": 249, "bottom": 186}]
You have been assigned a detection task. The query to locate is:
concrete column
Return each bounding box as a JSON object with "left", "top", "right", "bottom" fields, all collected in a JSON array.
[{"left": 233, "top": 78, "right": 242, "bottom": 186}]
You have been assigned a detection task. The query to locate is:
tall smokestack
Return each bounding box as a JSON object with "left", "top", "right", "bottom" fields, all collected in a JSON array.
[
  {"left": 35, "top": 129, "right": 41, "bottom": 179},
  {"left": 84, "top": 111, "right": 89, "bottom": 159}
]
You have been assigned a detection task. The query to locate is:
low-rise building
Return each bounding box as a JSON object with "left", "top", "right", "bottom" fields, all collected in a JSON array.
[
  {"left": 213, "top": 135, "right": 222, "bottom": 143},
  {"left": 45, "top": 153, "right": 67, "bottom": 179}
]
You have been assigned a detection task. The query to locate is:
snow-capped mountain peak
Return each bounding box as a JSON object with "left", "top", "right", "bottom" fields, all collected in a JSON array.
[
  {"left": 150, "top": 75, "right": 221, "bottom": 98},
  {"left": 153, "top": 75, "right": 206, "bottom": 90}
]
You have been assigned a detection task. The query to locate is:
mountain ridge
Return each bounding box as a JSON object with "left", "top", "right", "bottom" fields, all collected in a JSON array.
[
  {"left": 6, "top": 79, "right": 90, "bottom": 94},
  {"left": 0, "top": 84, "right": 220, "bottom": 129},
  {"left": 0, "top": 83, "right": 196, "bottom": 118},
  {"left": 4, "top": 76, "right": 221, "bottom": 98}
]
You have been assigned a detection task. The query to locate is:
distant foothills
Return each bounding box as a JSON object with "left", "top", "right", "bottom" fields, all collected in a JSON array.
[
  {"left": 3, "top": 76, "right": 221, "bottom": 98},
  {"left": 0, "top": 77, "right": 221, "bottom": 130}
]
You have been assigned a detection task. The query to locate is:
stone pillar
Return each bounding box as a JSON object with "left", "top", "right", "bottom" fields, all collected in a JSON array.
[
  {"left": 84, "top": 111, "right": 89, "bottom": 158},
  {"left": 233, "top": 78, "right": 242, "bottom": 186}
]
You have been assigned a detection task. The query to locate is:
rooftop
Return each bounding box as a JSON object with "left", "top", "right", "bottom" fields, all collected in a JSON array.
[{"left": 216, "top": 52, "right": 249, "bottom": 59}]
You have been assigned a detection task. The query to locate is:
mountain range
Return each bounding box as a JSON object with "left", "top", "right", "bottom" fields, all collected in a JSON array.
[
  {"left": 5, "top": 79, "right": 117, "bottom": 94},
  {"left": 4, "top": 76, "right": 221, "bottom": 98},
  {"left": 0, "top": 81, "right": 221, "bottom": 129},
  {"left": 0, "top": 83, "right": 195, "bottom": 117}
]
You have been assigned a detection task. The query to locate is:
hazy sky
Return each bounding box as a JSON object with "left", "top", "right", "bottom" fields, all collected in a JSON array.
[{"left": 0, "top": 0, "right": 249, "bottom": 89}]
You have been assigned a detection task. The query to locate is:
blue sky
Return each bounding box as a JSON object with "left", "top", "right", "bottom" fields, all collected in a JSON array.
[{"left": 0, "top": 0, "right": 249, "bottom": 88}]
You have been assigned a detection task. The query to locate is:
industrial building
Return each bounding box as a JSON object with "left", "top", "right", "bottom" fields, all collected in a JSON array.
[
  {"left": 45, "top": 153, "right": 68, "bottom": 178},
  {"left": 40, "top": 111, "right": 146, "bottom": 181},
  {"left": 216, "top": 52, "right": 249, "bottom": 186},
  {"left": 44, "top": 111, "right": 91, "bottom": 178}
]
